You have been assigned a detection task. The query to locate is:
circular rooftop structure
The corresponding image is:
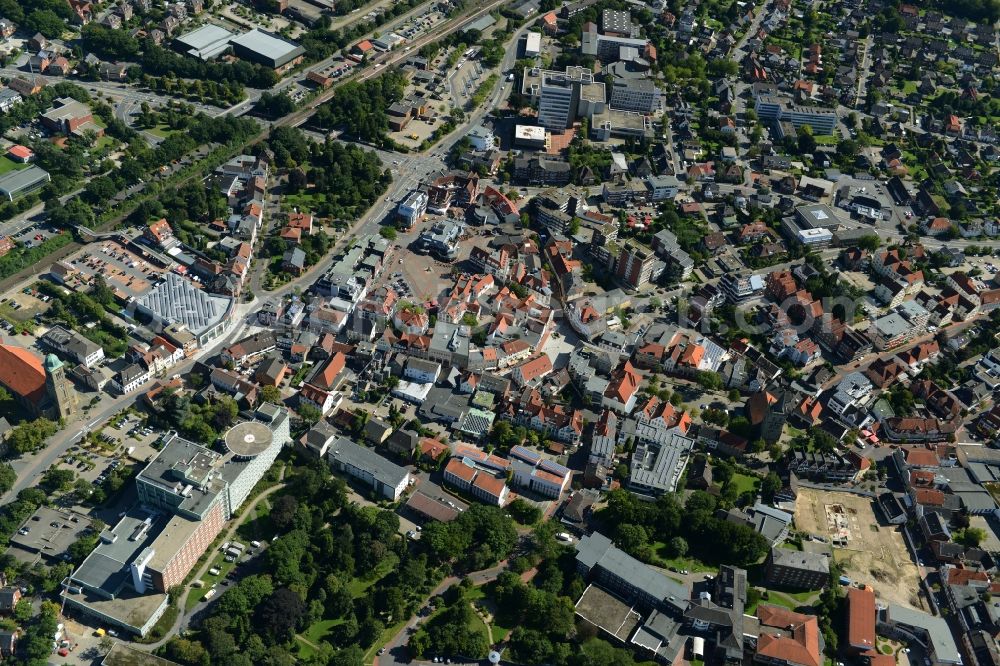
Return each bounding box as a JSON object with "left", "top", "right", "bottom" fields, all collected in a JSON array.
[{"left": 223, "top": 421, "right": 273, "bottom": 459}]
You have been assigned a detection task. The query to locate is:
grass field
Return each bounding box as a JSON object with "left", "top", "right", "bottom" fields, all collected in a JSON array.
[
  {"left": 0, "top": 156, "right": 29, "bottom": 175},
  {"left": 729, "top": 472, "right": 759, "bottom": 496},
  {"left": 347, "top": 553, "right": 399, "bottom": 596},
  {"left": 145, "top": 124, "right": 173, "bottom": 138},
  {"left": 652, "top": 546, "right": 716, "bottom": 573}
]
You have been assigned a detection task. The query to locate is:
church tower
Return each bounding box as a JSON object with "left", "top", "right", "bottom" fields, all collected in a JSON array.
[{"left": 44, "top": 354, "right": 77, "bottom": 421}]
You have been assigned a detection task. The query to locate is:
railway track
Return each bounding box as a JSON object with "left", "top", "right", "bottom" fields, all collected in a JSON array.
[{"left": 1, "top": 0, "right": 507, "bottom": 292}]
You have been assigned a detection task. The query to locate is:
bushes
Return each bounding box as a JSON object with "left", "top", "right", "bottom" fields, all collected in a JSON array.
[{"left": 0, "top": 231, "right": 72, "bottom": 281}]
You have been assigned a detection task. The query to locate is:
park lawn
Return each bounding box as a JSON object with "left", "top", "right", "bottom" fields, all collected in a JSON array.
[
  {"left": 729, "top": 472, "right": 759, "bottom": 496},
  {"left": 146, "top": 123, "right": 173, "bottom": 138},
  {"left": 0, "top": 156, "right": 28, "bottom": 176},
  {"left": 236, "top": 498, "right": 274, "bottom": 542},
  {"left": 295, "top": 635, "right": 318, "bottom": 659},
  {"left": 759, "top": 588, "right": 820, "bottom": 611},
  {"left": 283, "top": 191, "right": 326, "bottom": 212},
  {"left": 490, "top": 614, "right": 516, "bottom": 642},
  {"left": 347, "top": 552, "right": 399, "bottom": 596},
  {"left": 303, "top": 617, "right": 346, "bottom": 646}
]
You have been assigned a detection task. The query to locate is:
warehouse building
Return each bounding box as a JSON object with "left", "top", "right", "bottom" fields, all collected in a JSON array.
[
  {"left": 172, "top": 24, "right": 236, "bottom": 60},
  {"left": 229, "top": 29, "right": 305, "bottom": 73}
]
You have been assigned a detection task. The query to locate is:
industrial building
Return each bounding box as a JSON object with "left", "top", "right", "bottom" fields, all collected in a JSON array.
[
  {"left": 229, "top": 29, "right": 305, "bottom": 72},
  {"left": 172, "top": 24, "right": 236, "bottom": 60}
]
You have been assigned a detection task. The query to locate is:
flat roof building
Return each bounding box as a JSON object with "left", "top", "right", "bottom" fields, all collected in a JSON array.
[
  {"left": 0, "top": 165, "right": 49, "bottom": 201},
  {"left": 327, "top": 437, "right": 411, "bottom": 500},
  {"left": 64, "top": 408, "right": 289, "bottom": 636},
  {"left": 754, "top": 94, "right": 837, "bottom": 135},
  {"left": 8, "top": 507, "right": 93, "bottom": 563},
  {"left": 513, "top": 124, "right": 548, "bottom": 149},
  {"left": 628, "top": 428, "right": 695, "bottom": 496},
  {"left": 522, "top": 66, "right": 606, "bottom": 130},
  {"left": 172, "top": 24, "right": 236, "bottom": 59},
  {"left": 524, "top": 31, "right": 542, "bottom": 57},
  {"left": 229, "top": 29, "right": 305, "bottom": 71},
  {"left": 134, "top": 273, "right": 235, "bottom": 347}
]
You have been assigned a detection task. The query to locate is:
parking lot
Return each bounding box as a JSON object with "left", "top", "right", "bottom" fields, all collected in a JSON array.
[
  {"left": 448, "top": 59, "right": 486, "bottom": 105},
  {"left": 67, "top": 241, "right": 168, "bottom": 300},
  {"left": 0, "top": 286, "right": 51, "bottom": 329}
]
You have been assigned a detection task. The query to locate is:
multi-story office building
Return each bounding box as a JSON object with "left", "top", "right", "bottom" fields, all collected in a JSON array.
[
  {"left": 522, "top": 66, "right": 606, "bottom": 130},
  {"left": 606, "top": 62, "right": 661, "bottom": 113},
  {"left": 765, "top": 547, "right": 830, "bottom": 589},
  {"left": 397, "top": 190, "right": 428, "bottom": 229},
  {"left": 754, "top": 94, "right": 837, "bottom": 135}
]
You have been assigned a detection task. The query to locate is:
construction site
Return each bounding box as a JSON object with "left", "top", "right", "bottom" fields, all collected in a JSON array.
[{"left": 793, "top": 487, "right": 924, "bottom": 610}]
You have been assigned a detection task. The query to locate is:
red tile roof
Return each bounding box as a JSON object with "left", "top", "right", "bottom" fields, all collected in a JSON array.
[
  {"left": 311, "top": 351, "right": 345, "bottom": 390},
  {"left": 945, "top": 567, "right": 988, "bottom": 586},
  {"left": 847, "top": 586, "right": 876, "bottom": 652},
  {"left": 472, "top": 473, "right": 507, "bottom": 500},
  {"left": 515, "top": 355, "right": 553, "bottom": 384},
  {"left": 904, "top": 448, "right": 940, "bottom": 467},
  {"left": 7, "top": 145, "right": 32, "bottom": 160},
  {"left": 444, "top": 458, "right": 476, "bottom": 483},
  {"left": 756, "top": 605, "right": 822, "bottom": 666},
  {"left": 0, "top": 343, "right": 45, "bottom": 405},
  {"left": 912, "top": 488, "right": 945, "bottom": 506}
]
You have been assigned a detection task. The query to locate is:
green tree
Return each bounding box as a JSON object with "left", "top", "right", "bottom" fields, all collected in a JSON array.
[
  {"left": 668, "top": 535, "right": 689, "bottom": 557},
  {"left": 797, "top": 125, "right": 817, "bottom": 154},
  {"left": 296, "top": 402, "right": 322, "bottom": 426},
  {"left": 260, "top": 385, "right": 282, "bottom": 403},
  {"left": 956, "top": 527, "right": 987, "bottom": 547},
  {"left": 761, "top": 472, "right": 782, "bottom": 502}
]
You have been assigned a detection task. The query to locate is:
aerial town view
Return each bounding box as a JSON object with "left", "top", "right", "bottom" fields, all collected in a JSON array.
[{"left": 0, "top": 0, "right": 993, "bottom": 664}]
